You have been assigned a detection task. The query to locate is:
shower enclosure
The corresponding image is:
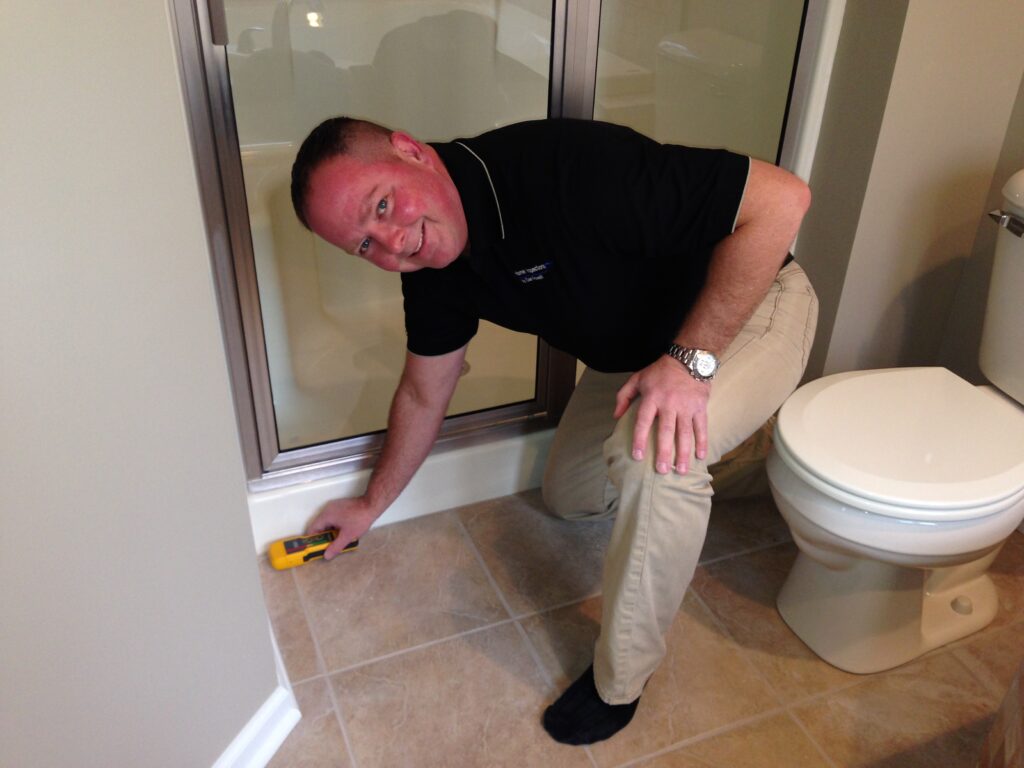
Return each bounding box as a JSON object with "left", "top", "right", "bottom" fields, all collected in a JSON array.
[{"left": 173, "top": 0, "right": 814, "bottom": 488}]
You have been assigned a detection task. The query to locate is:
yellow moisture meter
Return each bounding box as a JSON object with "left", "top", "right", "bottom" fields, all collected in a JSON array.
[{"left": 268, "top": 530, "right": 358, "bottom": 570}]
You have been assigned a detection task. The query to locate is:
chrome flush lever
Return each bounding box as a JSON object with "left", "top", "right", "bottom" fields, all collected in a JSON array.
[{"left": 989, "top": 210, "right": 1024, "bottom": 238}]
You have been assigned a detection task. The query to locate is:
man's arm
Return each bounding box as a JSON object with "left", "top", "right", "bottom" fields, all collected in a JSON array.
[
  {"left": 307, "top": 344, "right": 468, "bottom": 558},
  {"left": 613, "top": 159, "right": 811, "bottom": 474}
]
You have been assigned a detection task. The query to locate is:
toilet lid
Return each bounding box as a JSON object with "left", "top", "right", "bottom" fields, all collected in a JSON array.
[{"left": 775, "top": 367, "right": 1024, "bottom": 517}]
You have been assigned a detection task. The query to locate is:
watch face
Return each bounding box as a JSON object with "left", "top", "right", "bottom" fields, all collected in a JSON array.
[{"left": 694, "top": 353, "right": 717, "bottom": 377}]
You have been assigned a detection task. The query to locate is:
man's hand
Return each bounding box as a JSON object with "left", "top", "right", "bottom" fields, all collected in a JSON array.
[
  {"left": 613, "top": 355, "right": 710, "bottom": 475},
  {"left": 305, "top": 497, "right": 379, "bottom": 560}
]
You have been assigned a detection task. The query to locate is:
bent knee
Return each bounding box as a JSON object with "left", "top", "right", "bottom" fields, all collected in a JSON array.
[
  {"left": 541, "top": 470, "right": 613, "bottom": 521},
  {"left": 540, "top": 477, "right": 569, "bottom": 519}
]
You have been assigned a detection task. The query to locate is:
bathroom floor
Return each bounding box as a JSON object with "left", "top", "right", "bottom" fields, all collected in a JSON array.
[{"left": 260, "top": 489, "right": 1024, "bottom": 768}]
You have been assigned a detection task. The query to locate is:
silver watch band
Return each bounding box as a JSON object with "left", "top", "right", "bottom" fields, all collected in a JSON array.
[{"left": 665, "top": 344, "right": 718, "bottom": 382}]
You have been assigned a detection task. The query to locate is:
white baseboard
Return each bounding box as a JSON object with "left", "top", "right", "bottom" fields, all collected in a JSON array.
[
  {"left": 248, "top": 429, "right": 555, "bottom": 553},
  {"left": 212, "top": 685, "right": 300, "bottom": 768}
]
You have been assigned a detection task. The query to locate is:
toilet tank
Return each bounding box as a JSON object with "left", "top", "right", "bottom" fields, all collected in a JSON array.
[{"left": 979, "top": 168, "right": 1024, "bottom": 405}]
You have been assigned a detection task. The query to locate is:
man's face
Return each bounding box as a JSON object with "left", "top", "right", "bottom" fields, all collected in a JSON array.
[{"left": 303, "top": 133, "right": 468, "bottom": 273}]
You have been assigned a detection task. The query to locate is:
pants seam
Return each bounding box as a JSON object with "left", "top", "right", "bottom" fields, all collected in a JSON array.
[
  {"left": 800, "top": 287, "right": 818, "bottom": 370},
  {"left": 721, "top": 274, "right": 786, "bottom": 366}
]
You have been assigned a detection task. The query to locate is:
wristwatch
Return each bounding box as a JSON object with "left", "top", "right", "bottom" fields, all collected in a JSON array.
[{"left": 666, "top": 344, "right": 719, "bottom": 383}]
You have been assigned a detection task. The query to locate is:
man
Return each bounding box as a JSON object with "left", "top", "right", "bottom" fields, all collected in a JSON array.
[{"left": 290, "top": 117, "right": 817, "bottom": 745}]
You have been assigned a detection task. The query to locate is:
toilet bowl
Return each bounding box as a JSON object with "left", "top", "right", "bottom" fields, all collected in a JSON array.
[{"left": 767, "top": 366, "right": 1024, "bottom": 673}]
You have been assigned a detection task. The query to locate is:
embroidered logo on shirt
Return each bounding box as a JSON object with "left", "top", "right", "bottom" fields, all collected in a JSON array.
[{"left": 514, "top": 261, "right": 553, "bottom": 283}]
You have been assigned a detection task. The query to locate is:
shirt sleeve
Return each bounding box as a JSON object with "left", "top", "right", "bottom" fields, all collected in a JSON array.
[
  {"left": 659, "top": 144, "right": 750, "bottom": 250},
  {"left": 400, "top": 267, "right": 479, "bottom": 356}
]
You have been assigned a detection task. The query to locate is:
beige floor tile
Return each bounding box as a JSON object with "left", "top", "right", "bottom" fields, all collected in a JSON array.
[
  {"left": 519, "top": 595, "right": 604, "bottom": 689},
  {"left": 329, "top": 622, "right": 592, "bottom": 768},
  {"left": 268, "top": 678, "right": 351, "bottom": 768},
  {"left": 699, "top": 495, "right": 791, "bottom": 564},
  {"left": 691, "top": 544, "right": 860, "bottom": 704},
  {"left": 593, "top": 593, "right": 782, "bottom": 766},
  {"left": 294, "top": 511, "right": 509, "bottom": 672},
  {"left": 635, "top": 713, "right": 830, "bottom": 768},
  {"left": 631, "top": 751, "right": 709, "bottom": 768},
  {"left": 457, "top": 489, "right": 612, "bottom": 617},
  {"left": 953, "top": 618, "right": 1024, "bottom": 698},
  {"left": 260, "top": 556, "right": 322, "bottom": 682},
  {"left": 792, "top": 651, "right": 1001, "bottom": 768},
  {"left": 523, "top": 592, "right": 780, "bottom": 766}
]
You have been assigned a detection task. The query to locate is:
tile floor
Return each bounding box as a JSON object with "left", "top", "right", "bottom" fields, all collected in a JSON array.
[{"left": 260, "top": 490, "right": 1024, "bottom": 768}]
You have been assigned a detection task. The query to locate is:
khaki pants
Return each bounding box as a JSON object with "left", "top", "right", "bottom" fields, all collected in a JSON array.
[{"left": 542, "top": 262, "right": 819, "bottom": 703}]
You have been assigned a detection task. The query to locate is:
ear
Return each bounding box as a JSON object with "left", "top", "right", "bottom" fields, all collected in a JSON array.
[{"left": 390, "top": 131, "right": 426, "bottom": 163}]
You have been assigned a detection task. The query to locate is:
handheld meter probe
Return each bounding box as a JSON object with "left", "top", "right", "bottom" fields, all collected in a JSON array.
[{"left": 268, "top": 530, "right": 358, "bottom": 570}]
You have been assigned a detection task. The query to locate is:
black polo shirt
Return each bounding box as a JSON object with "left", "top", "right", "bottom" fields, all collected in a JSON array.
[{"left": 400, "top": 118, "right": 749, "bottom": 373}]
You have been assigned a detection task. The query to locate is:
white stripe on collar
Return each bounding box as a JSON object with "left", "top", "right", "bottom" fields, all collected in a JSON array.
[{"left": 454, "top": 141, "right": 506, "bottom": 241}]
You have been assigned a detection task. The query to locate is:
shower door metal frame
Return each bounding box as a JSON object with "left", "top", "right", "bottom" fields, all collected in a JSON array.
[
  {"left": 171, "top": 0, "right": 583, "bottom": 489},
  {"left": 170, "top": 0, "right": 835, "bottom": 490}
]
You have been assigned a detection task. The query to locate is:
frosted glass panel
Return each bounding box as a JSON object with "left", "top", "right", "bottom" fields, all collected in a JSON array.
[
  {"left": 222, "top": 1, "right": 550, "bottom": 449},
  {"left": 595, "top": 0, "right": 805, "bottom": 162}
]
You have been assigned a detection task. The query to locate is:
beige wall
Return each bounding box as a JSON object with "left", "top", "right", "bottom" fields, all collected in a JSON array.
[
  {"left": 938, "top": 72, "right": 1024, "bottom": 381},
  {"left": 797, "top": 0, "right": 909, "bottom": 380},
  {"left": 0, "top": 3, "right": 278, "bottom": 767},
  {"left": 800, "top": 0, "right": 1024, "bottom": 378}
]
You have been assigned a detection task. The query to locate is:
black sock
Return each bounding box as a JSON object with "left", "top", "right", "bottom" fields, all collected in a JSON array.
[{"left": 541, "top": 664, "right": 640, "bottom": 745}]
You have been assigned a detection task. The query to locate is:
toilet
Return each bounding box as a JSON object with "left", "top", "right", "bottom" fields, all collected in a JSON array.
[{"left": 767, "top": 169, "right": 1024, "bottom": 674}]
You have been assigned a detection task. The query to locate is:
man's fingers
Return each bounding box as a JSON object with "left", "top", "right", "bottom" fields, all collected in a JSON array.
[
  {"left": 674, "top": 419, "right": 694, "bottom": 474},
  {"left": 693, "top": 408, "right": 709, "bottom": 461},
  {"left": 614, "top": 375, "right": 641, "bottom": 419},
  {"left": 631, "top": 401, "right": 657, "bottom": 460},
  {"left": 305, "top": 515, "right": 328, "bottom": 536},
  {"left": 655, "top": 411, "right": 676, "bottom": 474},
  {"left": 324, "top": 529, "right": 357, "bottom": 560},
  {"left": 322, "top": 541, "right": 341, "bottom": 560}
]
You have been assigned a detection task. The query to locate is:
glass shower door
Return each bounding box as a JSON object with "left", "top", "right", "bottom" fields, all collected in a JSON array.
[
  {"left": 222, "top": 0, "right": 553, "bottom": 450},
  {"left": 594, "top": 0, "right": 805, "bottom": 162}
]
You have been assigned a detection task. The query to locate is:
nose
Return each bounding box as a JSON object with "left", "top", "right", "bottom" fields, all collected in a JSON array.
[{"left": 376, "top": 223, "right": 407, "bottom": 254}]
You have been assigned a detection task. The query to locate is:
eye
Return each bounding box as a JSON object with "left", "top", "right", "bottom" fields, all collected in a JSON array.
[
  {"left": 376, "top": 197, "right": 388, "bottom": 215},
  {"left": 358, "top": 237, "right": 371, "bottom": 255}
]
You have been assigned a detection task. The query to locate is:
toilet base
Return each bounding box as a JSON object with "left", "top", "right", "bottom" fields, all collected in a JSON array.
[{"left": 776, "top": 546, "right": 1001, "bottom": 674}]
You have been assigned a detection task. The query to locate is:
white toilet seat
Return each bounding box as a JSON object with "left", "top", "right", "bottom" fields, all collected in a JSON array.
[
  {"left": 768, "top": 446, "right": 1024, "bottom": 559},
  {"left": 774, "top": 367, "right": 1024, "bottom": 522}
]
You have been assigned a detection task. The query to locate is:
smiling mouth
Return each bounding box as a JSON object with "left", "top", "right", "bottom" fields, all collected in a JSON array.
[{"left": 411, "top": 223, "right": 424, "bottom": 256}]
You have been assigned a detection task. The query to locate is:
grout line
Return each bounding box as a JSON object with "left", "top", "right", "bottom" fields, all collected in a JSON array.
[
  {"left": 947, "top": 642, "right": 1010, "bottom": 703},
  {"left": 325, "top": 618, "right": 522, "bottom": 676},
  {"left": 452, "top": 513, "right": 519, "bottom": 622},
  {"left": 688, "top": 587, "right": 788, "bottom": 708},
  {"left": 947, "top": 616, "right": 1024, "bottom": 702},
  {"left": 451, "top": 514, "right": 560, "bottom": 691},
  {"left": 782, "top": 671, "right": 874, "bottom": 713},
  {"left": 325, "top": 676, "right": 360, "bottom": 768},
  {"left": 287, "top": 671, "right": 326, "bottom": 688},
  {"left": 611, "top": 707, "right": 789, "bottom": 768},
  {"left": 512, "top": 617, "right": 556, "bottom": 692},
  {"left": 697, "top": 537, "right": 792, "bottom": 568},
  {"left": 785, "top": 708, "right": 841, "bottom": 768},
  {"left": 454, "top": 513, "right": 600, "bottom": 768},
  {"left": 515, "top": 589, "right": 605, "bottom": 621},
  {"left": 290, "top": 566, "right": 361, "bottom": 768}
]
